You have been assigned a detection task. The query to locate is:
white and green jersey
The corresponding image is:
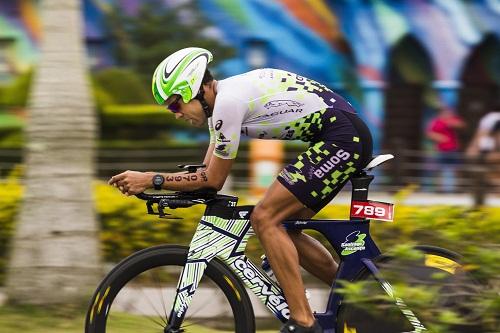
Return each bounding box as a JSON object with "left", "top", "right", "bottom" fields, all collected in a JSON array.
[{"left": 208, "top": 68, "right": 354, "bottom": 159}]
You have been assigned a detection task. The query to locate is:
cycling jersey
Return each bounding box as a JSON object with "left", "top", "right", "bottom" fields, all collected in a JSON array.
[
  {"left": 208, "top": 68, "right": 372, "bottom": 211},
  {"left": 208, "top": 68, "right": 356, "bottom": 159}
]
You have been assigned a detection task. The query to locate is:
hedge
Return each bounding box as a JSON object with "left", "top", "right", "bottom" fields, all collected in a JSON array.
[
  {"left": 92, "top": 68, "right": 151, "bottom": 107},
  {"left": 0, "top": 70, "right": 33, "bottom": 107},
  {"left": 2, "top": 178, "right": 499, "bottom": 275}
]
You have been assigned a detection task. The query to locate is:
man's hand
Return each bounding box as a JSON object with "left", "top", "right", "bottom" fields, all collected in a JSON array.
[{"left": 108, "top": 171, "right": 154, "bottom": 196}]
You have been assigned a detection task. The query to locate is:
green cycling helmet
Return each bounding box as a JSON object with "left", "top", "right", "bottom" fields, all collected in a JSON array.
[{"left": 152, "top": 47, "right": 213, "bottom": 105}]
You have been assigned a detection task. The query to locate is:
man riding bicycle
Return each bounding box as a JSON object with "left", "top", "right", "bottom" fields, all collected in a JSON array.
[{"left": 109, "top": 47, "right": 373, "bottom": 333}]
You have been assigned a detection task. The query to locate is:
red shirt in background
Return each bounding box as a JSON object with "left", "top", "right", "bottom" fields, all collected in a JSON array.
[{"left": 428, "top": 116, "right": 461, "bottom": 152}]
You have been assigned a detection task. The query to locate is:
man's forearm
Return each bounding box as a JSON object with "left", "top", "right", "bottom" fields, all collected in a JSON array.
[{"left": 161, "top": 170, "right": 214, "bottom": 191}]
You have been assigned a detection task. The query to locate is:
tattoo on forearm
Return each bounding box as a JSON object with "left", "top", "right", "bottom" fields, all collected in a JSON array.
[
  {"left": 165, "top": 173, "right": 207, "bottom": 182},
  {"left": 200, "top": 172, "right": 208, "bottom": 182}
]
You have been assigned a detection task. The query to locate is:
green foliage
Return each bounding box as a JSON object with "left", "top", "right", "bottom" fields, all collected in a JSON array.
[
  {"left": 0, "top": 70, "right": 32, "bottom": 148},
  {"left": 0, "top": 305, "right": 254, "bottom": 333},
  {"left": 0, "top": 172, "right": 23, "bottom": 285},
  {"left": 101, "top": 104, "right": 180, "bottom": 127},
  {"left": 95, "top": 182, "right": 205, "bottom": 262},
  {"left": 99, "top": 104, "right": 207, "bottom": 147},
  {"left": 0, "top": 69, "right": 33, "bottom": 107},
  {"left": 92, "top": 68, "right": 151, "bottom": 107},
  {"left": 0, "top": 114, "right": 24, "bottom": 148},
  {"left": 327, "top": 202, "right": 500, "bottom": 332},
  {"left": 105, "top": 0, "right": 235, "bottom": 84}
]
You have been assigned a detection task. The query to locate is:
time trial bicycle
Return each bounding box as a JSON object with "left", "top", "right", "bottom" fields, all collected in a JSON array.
[{"left": 85, "top": 154, "right": 480, "bottom": 333}]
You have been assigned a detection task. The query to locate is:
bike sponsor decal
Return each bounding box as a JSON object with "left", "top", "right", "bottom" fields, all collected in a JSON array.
[
  {"left": 232, "top": 258, "right": 290, "bottom": 319},
  {"left": 312, "top": 149, "right": 351, "bottom": 178},
  {"left": 340, "top": 231, "right": 366, "bottom": 256},
  {"left": 264, "top": 99, "right": 304, "bottom": 109}
]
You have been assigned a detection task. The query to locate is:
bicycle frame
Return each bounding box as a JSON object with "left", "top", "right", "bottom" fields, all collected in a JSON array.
[{"left": 167, "top": 194, "right": 382, "bottom": 333}]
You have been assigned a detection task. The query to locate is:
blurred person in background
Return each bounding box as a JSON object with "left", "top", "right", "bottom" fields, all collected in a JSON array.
[
  {"left": 426, "top": 107, "right": 466, "bottom": 193},
  {"left": 109, "top": 47, "right": 373, "bottom": 333},
  {"left": 466, "top": 106, "right": 500, "bottom": 187}
]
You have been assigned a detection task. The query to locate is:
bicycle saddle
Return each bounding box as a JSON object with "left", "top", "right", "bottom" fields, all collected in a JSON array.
[{"left": 363, "top": 154, "right": 394, "bottom": 171}]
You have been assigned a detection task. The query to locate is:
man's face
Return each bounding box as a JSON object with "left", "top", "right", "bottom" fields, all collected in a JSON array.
[{"left": 165, "top": 94, "right": 206, "bottom": 127}]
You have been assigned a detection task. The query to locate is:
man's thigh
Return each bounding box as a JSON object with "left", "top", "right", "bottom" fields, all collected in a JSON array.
[
  {"left": 277, "top": 141, "right": 362, "bottom": 213},
  {"left": 253, "top": 180, "right": 313, "bottom": 225}
]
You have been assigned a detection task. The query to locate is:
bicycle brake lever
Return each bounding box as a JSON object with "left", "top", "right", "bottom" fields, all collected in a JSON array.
[
  {"left": 146, "top": 201, "right": 156, "bottom": 215},
  {"left": 156, "top": 203, "right": 183, "bottom": 220},
  {"left": 159, "top": 214, "right": 183, "bottom": 220}
]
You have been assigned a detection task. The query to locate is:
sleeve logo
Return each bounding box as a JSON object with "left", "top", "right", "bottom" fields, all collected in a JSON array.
[{"left": 215, "top": 120, "right": 223, "bottom": 130}]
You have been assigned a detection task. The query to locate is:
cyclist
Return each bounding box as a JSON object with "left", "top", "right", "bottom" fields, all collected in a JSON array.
[{"left": 109, "top": 47, "right": 373, "bottom": 333}]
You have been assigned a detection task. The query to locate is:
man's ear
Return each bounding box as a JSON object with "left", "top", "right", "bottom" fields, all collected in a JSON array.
[{"left": 203, "top": 81, "right": 213, "bottom": 91}]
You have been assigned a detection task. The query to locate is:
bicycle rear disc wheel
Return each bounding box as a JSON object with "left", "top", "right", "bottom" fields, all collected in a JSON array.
[
  {"left": 337, "top": 246, "right": 483, "bottom": 333},
  {"left": 85, "top": 245, "right": 255, "bottom": 333}
]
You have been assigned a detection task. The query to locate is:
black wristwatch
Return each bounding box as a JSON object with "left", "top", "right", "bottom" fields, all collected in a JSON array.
[{"left": 152, "top": 174, "right": 165, "bottom": 190}]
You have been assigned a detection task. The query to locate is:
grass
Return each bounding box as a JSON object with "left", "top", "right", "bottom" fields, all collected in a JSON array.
[{"left": 0, "top": 304, "right": 276, "bottom": 333}]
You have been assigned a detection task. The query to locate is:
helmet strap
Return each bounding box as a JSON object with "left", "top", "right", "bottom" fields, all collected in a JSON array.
[{"left": 195, "top": 88, "right": 212, "bottom": 118}]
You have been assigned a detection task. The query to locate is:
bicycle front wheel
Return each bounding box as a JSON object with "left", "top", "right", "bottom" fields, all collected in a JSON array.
[
  {"left": 85, "top": 245, "right": 255, "bottom": 333},
  {"left": 337, "top": 246, "right": 483, "bottom": 333}
]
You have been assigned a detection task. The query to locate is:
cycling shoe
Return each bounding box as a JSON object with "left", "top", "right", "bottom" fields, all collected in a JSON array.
[{"left": 279, "top": 319, "right": 322, "bottom": 333}]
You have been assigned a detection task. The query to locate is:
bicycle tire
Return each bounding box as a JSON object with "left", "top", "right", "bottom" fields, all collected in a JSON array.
[
  {"left": 336, "top": 245, "right": 483, "bottom": 333},
  {"left": 85, "top": 244, "right": 255, "bottom": 333}
]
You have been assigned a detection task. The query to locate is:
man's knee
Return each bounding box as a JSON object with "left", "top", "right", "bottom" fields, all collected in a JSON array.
[{"left": 250, "top": 204, "right": 275, "bottom": 235}]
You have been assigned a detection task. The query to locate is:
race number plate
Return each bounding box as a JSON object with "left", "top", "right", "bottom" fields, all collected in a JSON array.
[{"left": 350, "top": 200, "right": 395, "bottom": 222}]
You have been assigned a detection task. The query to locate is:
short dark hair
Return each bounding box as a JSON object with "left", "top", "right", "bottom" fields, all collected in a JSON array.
[{"left": 202, "top": 69, "right": 214, "bottom": 84}]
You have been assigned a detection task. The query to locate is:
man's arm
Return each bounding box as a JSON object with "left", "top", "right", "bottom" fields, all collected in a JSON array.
[
  {"left": 108, "top": 154, "right": 233, "bottom": 195},
  {"left": 202, "top": 143, "right": 215, "bottom": 167},
  {"left": 426, "top": 120, "right": 447, "bottom": 143},
  {"left": 426, "top": 131, "right": 447, "bottom": 143}
]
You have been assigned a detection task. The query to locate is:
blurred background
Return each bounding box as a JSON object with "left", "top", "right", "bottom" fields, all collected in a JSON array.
[{"left": 0, "top": 1, "right": 499, "bottom": 332}]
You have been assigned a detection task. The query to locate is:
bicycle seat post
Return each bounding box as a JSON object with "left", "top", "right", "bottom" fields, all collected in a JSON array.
[{"left": 350, "top": 172, "right": 374, "bottom": 220}]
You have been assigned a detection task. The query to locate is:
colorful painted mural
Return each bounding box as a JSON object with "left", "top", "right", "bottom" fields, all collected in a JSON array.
[
  {"left": 1, "top": 0, "right": 499, "bottom": 151},
  {"left": 0, "top": 0, "right": 40, "bottom": 80}
]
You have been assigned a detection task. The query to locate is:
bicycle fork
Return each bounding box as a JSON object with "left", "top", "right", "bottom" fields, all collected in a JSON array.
[{"left": 362, "top": 258, "right": 428, "bottom": 333}]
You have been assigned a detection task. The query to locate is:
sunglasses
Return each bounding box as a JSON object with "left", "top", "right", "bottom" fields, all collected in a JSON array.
[{"left": 166, "top": 95, "right": 182, "bottom": 113}]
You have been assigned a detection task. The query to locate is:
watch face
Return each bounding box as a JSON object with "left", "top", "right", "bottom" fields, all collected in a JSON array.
[{"left": 153, "top": 175, "right": 164, "bottom": 186}]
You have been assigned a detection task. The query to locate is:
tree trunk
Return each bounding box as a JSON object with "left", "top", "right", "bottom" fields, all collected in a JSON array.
[{"left": 6, "top": 0, "right": 100, "bottom": 304}]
